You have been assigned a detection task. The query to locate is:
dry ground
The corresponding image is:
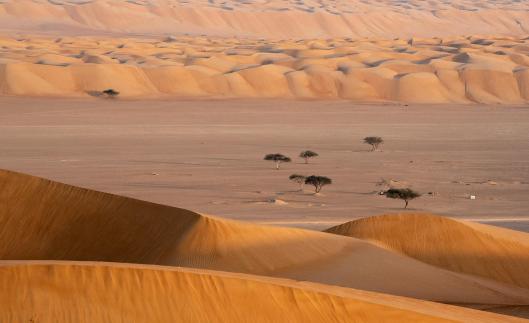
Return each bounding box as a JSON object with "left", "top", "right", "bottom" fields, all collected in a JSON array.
[{"left": 1, "top": 97, "right": 528, "bottom": 230}]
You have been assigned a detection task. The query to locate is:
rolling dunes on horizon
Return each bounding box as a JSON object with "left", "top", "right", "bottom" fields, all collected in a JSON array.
[
  {"left": 1, "top": 34, "right": 529, "bottom": 103},
  {"left": 1, "top": 0, "right": 528, "bottom": 103},
  {"left": 0, "top": 0, "right": 528, "bottom": 38}
]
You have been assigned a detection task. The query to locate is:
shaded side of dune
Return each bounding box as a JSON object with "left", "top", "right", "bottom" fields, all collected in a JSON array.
[
  {"left": 0, "top": 169, "right": 201, "bottom": 263},
  {"left": 325, "top": 213, "right": 529, "bottom": 290},
  {"left": 1, "top": 261, "right": 526, "bottom": 323},
  {"left": 1, "top": 169, "right": 529, "bottom": 307}
]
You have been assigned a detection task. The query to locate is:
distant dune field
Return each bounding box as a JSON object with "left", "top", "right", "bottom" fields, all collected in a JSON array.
[
  {"left": 0, "top": 34, "right": 528, "bottom": 103},
  {"left": 1, "top": 169, "right": 528, "bottom": 320},
  {"left": 1, "top": 0, "right": 529, "bottom": 103},
  {"left": 0, "top": 0, "right": 528, "bottom": 38}
]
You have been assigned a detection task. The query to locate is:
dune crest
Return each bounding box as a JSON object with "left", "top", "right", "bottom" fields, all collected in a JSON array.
[
  {"left": 1, "top": 261, "right": 526, "bottom": 323},
  {"left": 1, "top": 169, "right": 529, "bottom": 309},
  {"left": 325, "top": 213, "right": 529, "bottom": 290}
]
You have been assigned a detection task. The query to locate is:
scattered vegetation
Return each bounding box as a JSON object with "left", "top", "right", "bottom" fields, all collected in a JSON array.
[
  {"left": 102, "top": 88, "right": 120, "bottom": 99},
  {"left": 364, "top": 136, "right": 384, "bottom": 151},
  {"left": 289, "top": 174, "right": 306, "bottom": 191},
  {"left": 305, "top": 175, "right": 332, "bottom": 193},
  {"left": 264, "top": 153, "right": 291, "bottom": 170},
  {"left": 299, "top": 150, "right": 319, "bottom": 164},
  {"left": 384, "top": 188, "right": 421, "bottom": 208}
]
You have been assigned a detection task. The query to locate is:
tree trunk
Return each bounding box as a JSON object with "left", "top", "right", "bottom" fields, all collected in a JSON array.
[
  {"left": 299, "top": 183, "right": 304, "bottom": 191},
  {"left": 404, "top": 200, "right": 408, "bottom": 208},
  {"left": 315, "top": 186, "right": 321, "bottom": 193},
  {"left": 304, "top": 157, "right": 308, "bottom": 164},
  {"left": 275, "top": 161, "right": 280, "bottom": 169}
]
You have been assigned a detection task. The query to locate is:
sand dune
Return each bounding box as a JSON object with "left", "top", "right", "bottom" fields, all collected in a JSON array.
[
  {"left": 1, "top": 34, "right": 529, "bottom": 103},
  {"left": 1, "top": 169, "right": 529, "bottom": 309},
  {"left": 325, "top": 213, "right": 529, "bottom": 290},
  {"left": 1, "top": 261, "right": 525, "bottom": 323},
  {"left": 0, "top": 0, "right": 528, "bottom": 39}
]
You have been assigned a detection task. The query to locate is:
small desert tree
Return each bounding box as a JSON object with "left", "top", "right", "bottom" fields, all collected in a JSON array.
[
  {"left": 102, "top": 88, "right": 120, "bottom": 99},
  {"left": 384, "top": 188, "right": 421, "bottom": 208},
  {"left": 289, "top": 174, "right": 306, "bottom": 191},
  {"left": 299, "top": 150, "right": 319, "bottom": 164},
  {"left": 364, "top": 136, "right": 384, "bottom": 151},
  {"left": 305, "top": 175, "right": 332, "bottom": 193},
  {"left": 264, "top": 153, "right": 291, "bottom": 170}
]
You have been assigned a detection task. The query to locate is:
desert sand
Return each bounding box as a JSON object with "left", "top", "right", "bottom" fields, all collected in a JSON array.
[
  {"left": 1, "top": 0, "right": 528, "bottom": 103},
  {"left": 1, "top": 97, "right": 528, "bottom": 229},
  {"left": 1, "top": 261, "right": 525, "bottom": 323},
  {"left": 1, "top": 0, "right": 529, "bottom": 321},
  {"left": 0, "top": 169, "right": 528, "bottom": 321},
  {"left": 1, "top": 33, "right": 529, "bottom": 103},
  {"left": 326, "top": 213, "right": 529, "bottom": 290},
  {"left": 0, "top": 0, "right": 528, "bottom": 38}
]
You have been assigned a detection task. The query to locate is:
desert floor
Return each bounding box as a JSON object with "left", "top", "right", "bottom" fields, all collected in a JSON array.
[{"left": 1, "top": 97, "right": 528, "bottom": 231}]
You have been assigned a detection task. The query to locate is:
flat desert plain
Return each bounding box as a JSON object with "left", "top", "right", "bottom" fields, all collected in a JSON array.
[{"left": 1, "top": 97, "right": 528, "bottom": 231}]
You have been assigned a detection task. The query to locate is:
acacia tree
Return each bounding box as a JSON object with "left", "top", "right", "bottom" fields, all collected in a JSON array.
[
  {"left": 384, "top": 188, "right": 421, "bottom": 208},
  {"left": 102, "top": 88, "right": 120, "bottom": 99},
  {"left": 305, "top": 175, "right": 332, "bottom": 193},
  {"left": 299, "top": 150, "right": 319, "bottom": 164},
  {"left": 364, "top": 136, "right": 384, "bottom": 151},
  {"left": 289, "top": 174, "right": 306, "bottom": 191},
  {"left": 264, "top": 153, "right": 291, "bottom": 170}
]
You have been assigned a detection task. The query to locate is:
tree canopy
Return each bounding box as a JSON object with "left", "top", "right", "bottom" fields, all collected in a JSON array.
[
  {"left": 299, "top": 150, "right": 319, "bottom": 163},
  {"left": 364, "top": 136, "right": 384, "bottom": 151},
  {"left": 264, "top": 153, "right": 291, "bottom": 169},
  {"left": 305, "top": 175, "right": 332, "bottom": 193},
  {"left": 289, "top": 174, "right": 306, "bottom": 190},
  {"left": 385, "top": 188, "right": 421, "bottom": 208},
  {"left": 102, "top": 89, "right": 120, "bottom": 98}
]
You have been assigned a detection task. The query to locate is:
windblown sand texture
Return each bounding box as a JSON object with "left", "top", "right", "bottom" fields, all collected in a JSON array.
[
  {"left": 1, "top": 169, "right": 529, "bottom": 321},
  {"left": 1, "top": 262, "right": 525, "bottom": 323},
  {"left": 1, "top": 34, "right": 529, "bottom": 102}
]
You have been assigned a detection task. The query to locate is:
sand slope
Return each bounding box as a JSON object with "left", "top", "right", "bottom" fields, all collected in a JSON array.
[
  {"left": 0, "top": 0, "right": 528, "bottom": 38},
  {"left": 1, "top": 169, "right": 529, "bottom": 307},
  {"left": 1, "top": 35, "right": 528, "bottom": 103},
  {"left": 1, "top": 261, "right": 526, "bottom": 323},
  {"left": 325, "top": 213, "right": 529, "bottom": 290}
]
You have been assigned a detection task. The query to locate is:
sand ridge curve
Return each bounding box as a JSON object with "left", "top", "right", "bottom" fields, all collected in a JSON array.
[
  {"left": 1, "top": 168, "right": 529, "bottom": 307},
  {"left": 325, "top": 213, "right": 529, "bottom": 290},
  {"left": 2, "top": 261, "right": 528, "bottom": 323}
]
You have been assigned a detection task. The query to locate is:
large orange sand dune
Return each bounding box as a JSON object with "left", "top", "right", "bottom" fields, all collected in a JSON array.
[
  {"left": 1, "top": 169, "right": 529, "bottom": 316},
  {"left": 325, "top": 213, "right": 529, "bottom": 290},
  {"left": 1, "top": 261, "right": 525, "bottom": 323}
]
